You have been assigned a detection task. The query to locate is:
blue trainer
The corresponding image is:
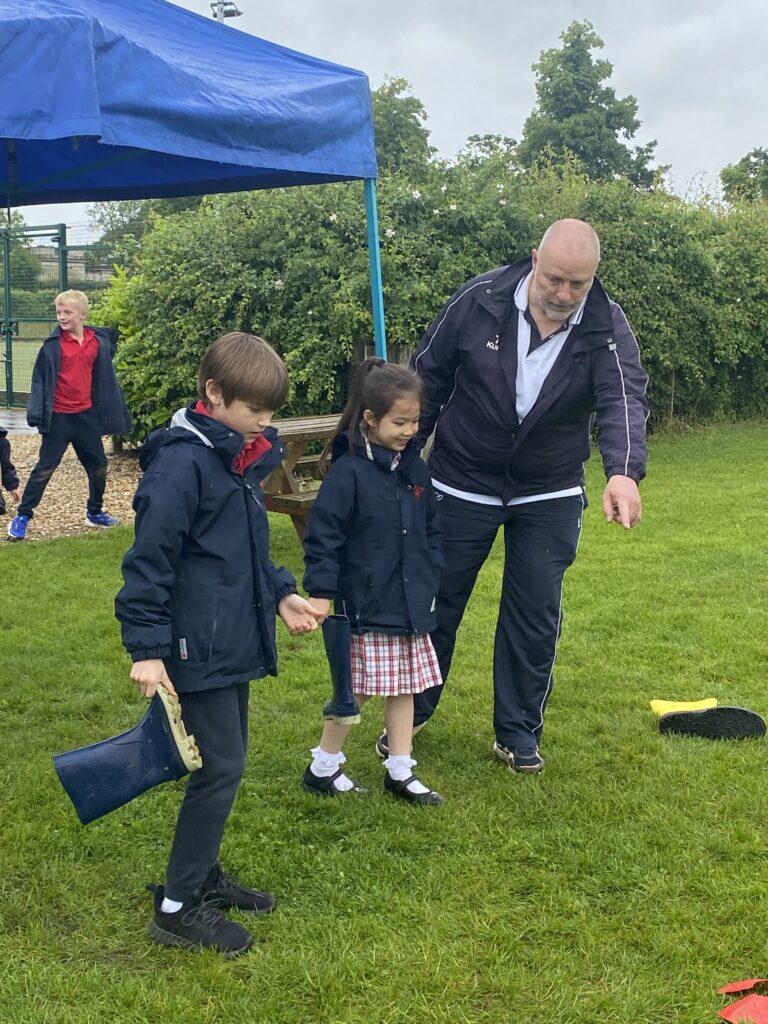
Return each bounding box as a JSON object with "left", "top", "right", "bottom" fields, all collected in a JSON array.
[
  {"left": 84, "top": 510, "right": 119, "bottom": 528},
  {"left": 7, "top": 514, "right": 29, "bottom": 541}
]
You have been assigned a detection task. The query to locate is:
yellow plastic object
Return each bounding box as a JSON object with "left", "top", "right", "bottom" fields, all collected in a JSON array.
[{"left": 649, "top": 697, "right": 718, "bottom": 717}]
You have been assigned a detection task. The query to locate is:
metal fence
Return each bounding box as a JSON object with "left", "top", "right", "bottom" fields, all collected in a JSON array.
[{"left": 1, "top": 223, "right": 112, "bottom": 407}]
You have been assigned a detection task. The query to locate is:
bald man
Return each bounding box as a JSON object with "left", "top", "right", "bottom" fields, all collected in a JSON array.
[{"left": 377, "top": 219, "right": 648, "bottom": 774}]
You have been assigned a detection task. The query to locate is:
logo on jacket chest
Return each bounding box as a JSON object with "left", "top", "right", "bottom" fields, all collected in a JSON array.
[
  {"left": 412, "top": 485, "right": 424, "bottom": 500},
  {"left": 485, "top": 335, "right": 499, "bottom": 351}
]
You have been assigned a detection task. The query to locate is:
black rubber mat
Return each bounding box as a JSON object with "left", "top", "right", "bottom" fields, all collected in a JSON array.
[{"left": 659, "top": 706, "right": 766, "bottom": 740}]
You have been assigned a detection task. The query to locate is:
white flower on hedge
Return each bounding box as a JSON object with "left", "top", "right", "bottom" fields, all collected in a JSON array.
[
  {"left": 328, "top": 212, "right": 338, "bottom": 222},
  {"left": 432, "top": 208, "right": 440, "bottom": 215},
  {"left": 441, "top": 185, "right": 448, "bottom": 193},
  {"left": 449, "top": 204, "right": 457, "bottom": 211},
  {"left": 499, "top": 199, "right": 507, "bottom": 206},
  {"left": 411, "top": 190, "right": 422, "bottom": 199},
  {"left": 496, "top": 183, "right": 504, "bottom": 191},
  {"left": 275, "top": 279, "right": 284, "bottom": 290},
  {"left": 385, "top": 227, "right": 396, "bottom": 237}
]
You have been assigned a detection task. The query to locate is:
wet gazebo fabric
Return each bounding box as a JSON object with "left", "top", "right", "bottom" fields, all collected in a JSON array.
[{"left": 0, "top": 0, "right": 378, "bottom": 207}]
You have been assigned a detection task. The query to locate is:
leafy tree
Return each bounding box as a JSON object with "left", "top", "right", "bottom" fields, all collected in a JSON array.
[
  {"left": 720, "top": 147, "right": 768, "bottom": 203},
  {"left": 370, "top": 76, "right": 436, "bottom": 177},
  {"left": 518, "top": 21, "right": 658, "bottom": 187},
  {"left": 88, "top": 196, "right": 203, "bottom": 265},
  {"left": 0, "top": 212, "right": 42, "bottom": 302}
]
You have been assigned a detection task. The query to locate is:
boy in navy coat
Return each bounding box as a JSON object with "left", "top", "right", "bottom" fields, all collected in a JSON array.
[{"left": 115, "top": 332, "right": 319, "bottom": 957}]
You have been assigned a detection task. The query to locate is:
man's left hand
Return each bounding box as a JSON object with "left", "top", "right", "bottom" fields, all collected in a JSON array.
[{"left": 602, "top": 475, "right": 642, "bottom": 530}]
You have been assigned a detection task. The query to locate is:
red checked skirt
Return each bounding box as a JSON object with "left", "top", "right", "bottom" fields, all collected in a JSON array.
[{"left": 350, "top": 632, "right": 443, "bottom": 696}]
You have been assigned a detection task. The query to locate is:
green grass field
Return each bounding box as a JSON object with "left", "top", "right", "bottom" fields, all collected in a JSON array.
[{"left": 1, "top": 422, "right": 767, "bottom": 1023}]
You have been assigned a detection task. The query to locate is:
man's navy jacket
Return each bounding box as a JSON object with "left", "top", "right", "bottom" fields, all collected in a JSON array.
[
  {"left": 303, "top": 433, "right": 444, "bottom": 635},
  {"left": 412, "top": 258, "right": 649, "bottom": 503},
  {"left": 26, "top": 325, "right": 132, "bottom": 435},
  {"left": 115, "top": 407, "right": 297, "bottom": 693}
]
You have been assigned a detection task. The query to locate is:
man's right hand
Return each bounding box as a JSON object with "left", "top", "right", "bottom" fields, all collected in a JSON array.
[{"left": 130, "top": 658, "right": 177, "bottom": 699}]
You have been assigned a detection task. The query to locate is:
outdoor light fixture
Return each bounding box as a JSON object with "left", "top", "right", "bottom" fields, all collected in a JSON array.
[{"left": 210, "top": 1, "right": 242, "bottom": 22}]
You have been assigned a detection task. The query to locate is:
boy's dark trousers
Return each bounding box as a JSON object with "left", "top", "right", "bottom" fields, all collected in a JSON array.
[
  {"left": 164, "top": 682, "right": 249, "bottom": 903},
  {"left": 413, "top": 492, "right": 584, "bottom": 750},
  {"left": 19, "top": 409, "right": 107, "bottom": 518}
]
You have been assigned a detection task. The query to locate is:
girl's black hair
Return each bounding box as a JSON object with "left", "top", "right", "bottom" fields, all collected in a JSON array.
[{"left": 320, "top": 357, "right": 422, "bottom": 473}]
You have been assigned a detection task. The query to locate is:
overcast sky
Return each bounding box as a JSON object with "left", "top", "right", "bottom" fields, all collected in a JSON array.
[{"left": 20, "top": 0, "right": 768, "bottom": 230}]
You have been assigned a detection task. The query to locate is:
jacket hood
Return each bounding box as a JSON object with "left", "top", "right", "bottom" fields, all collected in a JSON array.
[{"left": 140, "top": 404, "right": 281, "bottom": 477}]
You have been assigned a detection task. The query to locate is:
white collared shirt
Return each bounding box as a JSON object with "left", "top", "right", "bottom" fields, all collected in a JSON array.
[{"left": 514, "top": 271, "right": 586, "bottom": 421}]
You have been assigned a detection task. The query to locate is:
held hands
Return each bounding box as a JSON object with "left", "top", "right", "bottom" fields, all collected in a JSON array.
[
  {"left": 279, "top": 593, "right": 322, "bottom": 635},
  {"left": 305, "top": 597, "right": 331, "bottom": 626},
  {"left": 130, "top": 658, "right": 177, "bottom": 699},
  {"left": 602, "top": 475, "right": 642, "bottom": 530}
]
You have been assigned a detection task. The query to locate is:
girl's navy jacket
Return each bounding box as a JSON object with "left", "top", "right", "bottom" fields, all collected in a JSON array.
[
  {"left": 302, "top": 432, "right": 444, "bottom": 636},
  {"left": 115, "top": 405, "right": 297, "bottom": 693}
]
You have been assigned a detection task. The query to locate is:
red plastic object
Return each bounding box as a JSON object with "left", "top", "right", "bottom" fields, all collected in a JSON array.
[
  {"left": 720, "top": 994, "right": 768, "bottom": 1023},
  {"left": 720, "top": 981, "right": 768, "bottom": 995}
]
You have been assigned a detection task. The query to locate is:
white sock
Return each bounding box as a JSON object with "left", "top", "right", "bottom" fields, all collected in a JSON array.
[
  {"left": 384, "top": 754, "right": 430, "bottom": 795},
  {"left": 310, "top": 746, "right": 355, "bottom": 792},
  {"left": 160, "top": 896, "right": 184, "bottom": 913}
]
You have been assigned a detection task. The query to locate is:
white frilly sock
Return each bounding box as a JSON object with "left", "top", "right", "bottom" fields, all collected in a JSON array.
[
  {"left": 384, "top": 754, "right": 430, "bottom": 795},
  {"left": 310, "top": 746, "right": 355, "bottom": 792}
]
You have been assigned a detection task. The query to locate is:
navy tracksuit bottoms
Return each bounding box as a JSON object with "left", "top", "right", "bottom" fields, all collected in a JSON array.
[
  {"left": 164, "top": 682, "right": 249, "bottom": 903},
  {"left": 19, "top": 409, "right": 107, "bottom": 518},
  {"left": 413, "top": 491, "right": 584, "bottom": 751}
]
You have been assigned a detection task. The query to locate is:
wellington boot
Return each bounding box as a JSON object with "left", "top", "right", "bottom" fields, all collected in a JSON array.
[
  {"left": 53, "top": 686, "right": 201, "bottom": 825},
  {"left": 321, "top": 614, "right": 361, "bottom": 725}
]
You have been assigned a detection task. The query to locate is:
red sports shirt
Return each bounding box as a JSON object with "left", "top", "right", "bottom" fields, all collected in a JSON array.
[{"left": 52, "top": 328, "right": 98, "bottom": 413}]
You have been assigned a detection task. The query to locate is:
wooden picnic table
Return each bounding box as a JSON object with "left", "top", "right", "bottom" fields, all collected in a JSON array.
[{"left": 263, "top": 413, "right": 340, "bottom": 540}]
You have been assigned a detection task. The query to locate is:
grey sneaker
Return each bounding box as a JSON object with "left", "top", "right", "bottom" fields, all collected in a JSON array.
[{"left": 493, "top": 741, "right": 544, "bottom": 774}]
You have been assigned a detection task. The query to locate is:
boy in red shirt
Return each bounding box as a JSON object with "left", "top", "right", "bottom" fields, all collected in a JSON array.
[{"left": 8, "top": 290, "right": 131, "bottom": 540}]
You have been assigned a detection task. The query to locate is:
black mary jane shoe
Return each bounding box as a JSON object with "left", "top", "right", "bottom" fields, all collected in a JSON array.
[
  {"left": 302, "top": 765, "right": 369, "bottom": 797},
  {"left": 384, "top": 771, "right": 444, "bottom": 806}
]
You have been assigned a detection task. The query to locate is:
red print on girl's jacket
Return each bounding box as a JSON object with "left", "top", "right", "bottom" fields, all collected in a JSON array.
[{"left": 413, "top": 485, "right": 424, "bottom": 500}]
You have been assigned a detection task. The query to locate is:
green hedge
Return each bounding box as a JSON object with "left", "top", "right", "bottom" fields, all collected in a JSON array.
[{"left": 91, "top": 164, "right": 768, "bottom": 443}]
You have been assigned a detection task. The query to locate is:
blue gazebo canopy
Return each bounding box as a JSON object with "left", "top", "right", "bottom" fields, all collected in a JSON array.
[
  {"left": 0, "top": 0, "right": 386, "bottom": 354},
  {"left": 0, "top": 0, "right": 377, "bottom": 205}
]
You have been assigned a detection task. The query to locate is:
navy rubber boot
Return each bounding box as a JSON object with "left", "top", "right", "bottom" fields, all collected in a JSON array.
[
  {"left": 53, "top": 687, "right": 202, "bottom": 825},
  {"left": 321, "top": 614, "right": 361, "bottom": 726}
]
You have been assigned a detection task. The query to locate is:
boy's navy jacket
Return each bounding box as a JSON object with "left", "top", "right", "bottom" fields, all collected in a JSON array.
[
  {"left": 26, "top": 325, "right": 132, "bottom": 435},
  {"left": 0, "top": 427, "right": 19, "bottom": 492},
  {"left": 302, "top": 432, "right": 444, "bottom": 635},
  {"left": 412, "top": 258, "right": 649, "bottom": 502},
  {"left": 115, "top": 406, "right": 297, "bottom": 693}
]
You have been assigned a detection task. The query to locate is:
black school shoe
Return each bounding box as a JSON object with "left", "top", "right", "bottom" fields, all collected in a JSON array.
[
  {"left": 148, "top": 885, "right": 253, "bottom": 958},
  {"left": 384, "top": 771, "right": 444, "bottom": 805},
  {"left": 659, "top": 706, "right": 766, "bottom": 740},
  {"left": 302, "top": 765, "right": 369, "bottom": 797},
  {"left": 201, "top": 863, "right": 276, "bottom": 915}
]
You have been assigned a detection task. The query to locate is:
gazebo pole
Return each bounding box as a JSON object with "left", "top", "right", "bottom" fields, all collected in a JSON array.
[{"left": 364, "top": 177, "right": 387, "bottom": 360}]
